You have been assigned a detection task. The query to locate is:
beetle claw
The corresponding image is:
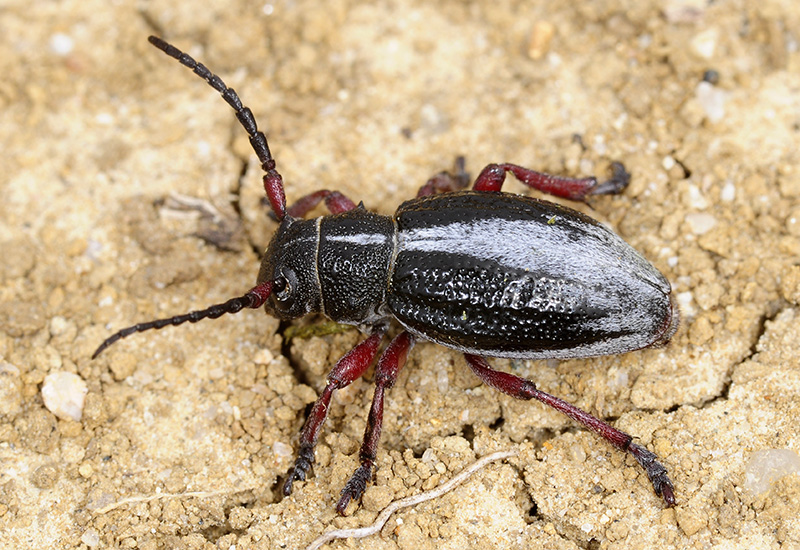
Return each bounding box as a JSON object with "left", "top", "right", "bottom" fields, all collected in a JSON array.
[
  {"left": 283, "top": 453, "right": 313, "bottom": 496},
  {"left": 588, "top": 161, "right": 631, "bottom": 196},
  {"left": 628, "top": 443, "right": 676, "bottom": 507},
  {"left": 657, "top": 478, "right": 676, "bottom": 507},
  {"left": 282, "top": 470, "right": 303, "bottom": 496},
  {"left": 337, "top": 463, "right": 372, "bottom": 514}
]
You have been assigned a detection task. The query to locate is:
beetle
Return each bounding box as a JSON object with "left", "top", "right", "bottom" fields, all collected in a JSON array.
[{"left": 94, "top": 36, "right": 679, "bottom": 513}]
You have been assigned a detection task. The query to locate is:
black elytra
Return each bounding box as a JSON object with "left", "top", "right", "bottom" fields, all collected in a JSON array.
[{"left": 94, "top": 36, "right": 680, "bottom": 514}]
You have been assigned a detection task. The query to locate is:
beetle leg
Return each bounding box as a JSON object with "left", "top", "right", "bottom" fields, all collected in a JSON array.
[
  {"left": 473, "top": 161, "right": 630, "bottom": 202},
  {"left": 337, "top": 331, "right": 416, "bottom": 514},
  {"left": 416, "top": 156, "right": 471, "bottom": 197},
  {"left": 283, "top": 327, "right": 387, "bottom": 497},
  {"left": 282, "top": 189, "right": 358, "bottom": 218},
  {"left": 463, "top": 354, "right": 676, "bottom": 506}
]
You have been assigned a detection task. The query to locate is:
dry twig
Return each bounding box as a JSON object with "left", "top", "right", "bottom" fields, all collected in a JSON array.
[{"left": 305, "top": 449, "right": 517, "bottom": 550}]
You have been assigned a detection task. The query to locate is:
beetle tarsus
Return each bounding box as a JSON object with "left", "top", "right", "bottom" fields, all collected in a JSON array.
[
  {"left": 283, "top": 446, "right": 314, "bottom": 496},
  {"left": 587, "top": 161, "right": 631, "bottom": 197},
  {"left": 470, "top": 160, "right": 632, "bottom": 202},
  {"left": 628, "top": 443, "right": 676, "bottom": 506},
  {"left": 473, "top": 162, "right": 599, "bottom": 201},
  {"left": 337, "top": 463, "right": 372, "bottom": 514}
]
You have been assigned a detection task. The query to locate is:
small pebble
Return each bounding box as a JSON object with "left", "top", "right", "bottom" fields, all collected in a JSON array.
[
  {"left": 690, "top": 28, "right": 718, "bottom": 59},
  {"left": 720, "top": 181, "right": 736, "bottom": 202},
  {"left": 273, "top": 441, "right": 293, "bottom": 458},
  {"left": 49, "top": 33, "right": 74, "bottom": 56},
  {"left": 685, "top": 212, "right": 717, "bottom": 235},
  {"left": 81, "top": 529, "right": 101, "bottom": 548},
  {"left": 702, "top": 69, "right": 720, "bottom": 85},
  {"left": 744, "top": 449, "right": 800, "bottom": 496},
  {"left": 527, "top": 21, "right": 555, "bottom": 60},
  {"left": 41, "top": 371, "right": 88, "bottom": 421},
  {"left": 696, "top": 81, "right": 726, "bottom": 123}
]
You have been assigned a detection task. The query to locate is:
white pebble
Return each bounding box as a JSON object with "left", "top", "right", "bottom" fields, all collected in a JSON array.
[
  {"left": 95, "top": 112, "right": 114, "bottom": 125},
  {"left": 81, "top": 528, "right": 101, "bottom": 547},
  {"left": 685, "top": 212, "right": 717, "bottom": 235},
  {"left": 569, "top": 443, "right": 587, "bottom": 463},
  {"left": 253, "top": 348, "right": 274, "bottom": 365},
  {"left": 436, "top": 369, "right": 449, "bottom": 395},
  {"left": 273, "top": 441, "right": 293, "bottom": 458},
  {"left": 420, "top": 103, "right": 444, "bottom": 132},
  {"left": 421, "top": 448, "right": 438, "bottom": 465},
  {"left": 720, "top": 181, "right": 736, "bottom": 202},
  {"left": 676, "top": 291, "right": 695, "bottom": 318},
  {"left": 49, "top": 316, "right": 70, "bottom": 337},
  {"left": 49, "top": 33, "right": 74, "bottom": 56},
  {"left": 196, "top": 140, "right": 211, "bottom": 157},
  {"left": 41, "top": 372, "right": 88, "bottom": 421},
  {"left": 219, "top": 401, "right": 234, "bottom": 415},
  {"left": 667, "top": 256, "right": 678, "bottom": 268},
  {"left": 744, "top": 449, "right": 800, "bottom": 496},
  {"left": 696, "top": 81, "right": 727, "bottom": 123},
  {"left": 606, "top": 368, "right": 629, "bottom": 391},
  {"left": 690, "top": 28, "right": 719, "bottom": 59},
  {"left": 688, "top": 184, "right": 709, "bottom": 210}
]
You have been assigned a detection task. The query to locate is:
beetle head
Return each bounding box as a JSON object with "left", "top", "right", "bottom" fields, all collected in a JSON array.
[{"left": 257, "top": 215, "right": 322, "bottom": 320}]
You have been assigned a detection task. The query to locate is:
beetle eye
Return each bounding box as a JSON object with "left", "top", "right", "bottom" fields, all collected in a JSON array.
[{"left": 273, "top": 273, "right": 292, "bottom": 303}]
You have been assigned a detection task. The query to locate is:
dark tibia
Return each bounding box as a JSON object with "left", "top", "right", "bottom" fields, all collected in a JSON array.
[
  {"left": 282, "top": 327, "right": 388, "bottom": 496},
  {"left": 337, "top": 331, "right": 416, "bottom": 513},
  {"left": 92, "top": 282, "right": 272, "bottom": 359},
  {"left": 463, "top": 354, "right": 675, "bottom": 506}
]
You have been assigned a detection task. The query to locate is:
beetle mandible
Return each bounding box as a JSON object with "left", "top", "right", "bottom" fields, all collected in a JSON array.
[{"left": 94, "top": 36, "right": 680, "bottom": 513}]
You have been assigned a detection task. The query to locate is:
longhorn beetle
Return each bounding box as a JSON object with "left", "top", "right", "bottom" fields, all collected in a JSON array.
[{"left": 95, "top": 36, "right": 680, "bottom": 512}]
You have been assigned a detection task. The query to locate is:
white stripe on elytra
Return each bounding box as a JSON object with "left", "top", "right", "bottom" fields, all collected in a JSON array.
[
  {"left": 398, "top": 218, "right": 666, "bottom": 293},
  {"left": 326, "top": 233, "right": 390, "bottom": 246}
]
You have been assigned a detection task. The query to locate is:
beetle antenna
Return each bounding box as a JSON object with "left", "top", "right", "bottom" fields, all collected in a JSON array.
[
  {"left": 92, "top": 281, "right": 273, "bottom": 359},
  {"left": 147, "top": 36, "right": 287, "bottom": 220}
]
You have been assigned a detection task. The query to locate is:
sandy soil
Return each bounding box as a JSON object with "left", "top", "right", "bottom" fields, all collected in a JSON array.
[{"left": 2, "top": 0, "right": 800, "bottom": 548}]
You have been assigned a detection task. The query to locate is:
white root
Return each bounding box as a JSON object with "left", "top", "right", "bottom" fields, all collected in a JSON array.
[{"left": 305, "top": 449, "right": 517, "bottom": 550}]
